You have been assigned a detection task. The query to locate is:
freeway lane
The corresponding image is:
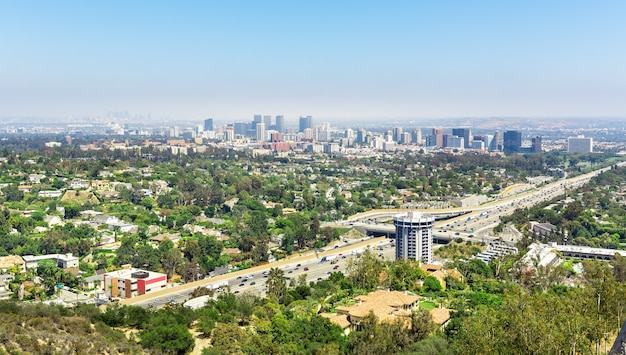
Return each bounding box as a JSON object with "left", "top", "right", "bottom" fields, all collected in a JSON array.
[
  {"left": 121, "top": 236, "right": 392, "bottom": 308},
  {"left": 122, "top": 162, "right": 625, "bottom": 308}
]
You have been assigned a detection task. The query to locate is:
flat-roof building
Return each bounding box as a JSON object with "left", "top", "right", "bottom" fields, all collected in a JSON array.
[
  {"left": 394, "top": 211, "right": 435, "bottom": 263},
  {"left": 103, "top": 265, "right": 167, "bottom": 299}
]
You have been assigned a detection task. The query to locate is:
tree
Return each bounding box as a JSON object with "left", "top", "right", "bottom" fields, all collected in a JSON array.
[
  {"left": 347, "top": 250, "right": 384, "bottom": 290},
  {"left": 1, "top": 185, "right": 24, "bottom": 202},
  {"left": 162, "top": 249, "right": 184, "bottom": 279},
  {"left": 266, "top": 267, "right": 287, "bottom": 304}
]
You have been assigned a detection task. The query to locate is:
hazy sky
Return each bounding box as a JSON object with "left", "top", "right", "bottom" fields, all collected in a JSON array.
[{"left": 1, "top": 1, "right": 625, "bottom": 121}]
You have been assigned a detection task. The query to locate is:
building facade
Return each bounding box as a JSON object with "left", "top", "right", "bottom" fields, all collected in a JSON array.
[
  {"left": 103, "top": 265, "right": 167, "bottom": 299},
  {"left": 568, "top": 136, "right": 593, "bottom": 153},
  {"left": 394, "top": 211, "right": 435, "bottom": 263}
]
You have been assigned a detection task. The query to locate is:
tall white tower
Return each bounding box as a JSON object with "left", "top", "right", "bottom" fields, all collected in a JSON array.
[{"left": 394, "top": 211, "right": 435, "bottom": 263}]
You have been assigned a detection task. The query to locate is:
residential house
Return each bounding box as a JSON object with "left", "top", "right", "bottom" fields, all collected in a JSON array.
[
  {"left": 69, "top": 179, "right": 89, "bottom": 189},
  {"left": 325, "top": 290, "right": 421, "bottom": 333}
]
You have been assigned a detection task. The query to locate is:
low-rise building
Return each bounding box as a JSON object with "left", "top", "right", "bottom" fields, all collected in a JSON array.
[
  {"left": 103, "top": 265, "right": 167, "bottom": 299},
  {"left": 22, "top": 253, "right": 79, "bottom": 270}
]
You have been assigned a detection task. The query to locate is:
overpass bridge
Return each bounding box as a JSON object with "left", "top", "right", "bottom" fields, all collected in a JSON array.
[{"left": 352, "top": 222, "right": 496, "bottom": 244}]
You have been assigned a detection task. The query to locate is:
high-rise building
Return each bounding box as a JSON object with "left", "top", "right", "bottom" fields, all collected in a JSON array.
[
  {"left": 299, "top": 115, "right": 313, "bottom": 133},
  {"left": 432, "top": 128, "right": 443, "bottom": 148},
  {"left": 568, "top": 136, "right": 593, "bottom": 153},
  {"left": 503, "top": 130, "right": 522, "bottom": 154},
  {"left": 234, "top": 122, "right": 248, "bottom": 136},
  {"left": 275, "top": 115, "right": 284, "bottom": 133},
  {"left": 413, "top": 128, "right": 422, "bottom": 145},
  {"left": 252, "top": 114, "right": 262, "bottom": 129},
  {"left": 452, "top": 128, "right": 472, "bottom": 148},
  {"left": 532, "top": 136, "right": 542, "bottom": 153},
  {"left": 490, "top": 131, "right": 503, "bottom": 152},
  {"left": 394, "top": 211, "right": 435, "bottom": 263},
  {"left": 256, "top": 122, "right": 266, "bottom": 142},
  {"left": 263, "top": 115, "right": 272, "bottom": 127},
  {"left": 204, "top": 118, "right": 214, "bottom": 132},
  {"left": 446, "top": 136, "right": 464, "bottom": 149},
  {"left": 392, "top": 127, "right": 403, "bottom": 142}
]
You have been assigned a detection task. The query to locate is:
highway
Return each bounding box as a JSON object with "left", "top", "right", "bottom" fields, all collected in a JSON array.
[
  {"left": 121, "top": 237, "right": 395, "bottom": 308},
  {"left": 121, "top": 162, "right": 624, "bottom": 309}
]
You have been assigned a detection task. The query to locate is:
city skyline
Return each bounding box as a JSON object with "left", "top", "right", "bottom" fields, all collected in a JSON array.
[{"left": 1, "top": 1, "right": 625, "bottom": 120}]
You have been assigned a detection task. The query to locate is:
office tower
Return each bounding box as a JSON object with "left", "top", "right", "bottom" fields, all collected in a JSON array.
[
  {"left": 263, "top": 115, "right": 272, "bottom": 127},
  {"left": 392, "top": 127, "right": 403, "bottom": 142},
  {"left": 394, "top": 211, "right": 435, "bottom": 263},
  {"left": 356, "top": 129, "right": 367, "bottom": 143},
  {"left": 256, "top": 122, "right": 266, "bottom": 142},
  {"left": 568, "top": 136, "right": 593, "bottom": 153},
  {"left": 345, "top": 128, "right": 355, "bottom": 138},
  {"left": 275, "top": 115, "right": 284, "bottom": 133},
  {"left": 425, "top": 135, "right": 437, "bottom": 147},
  {"left": 491, "top": 131, "right": 503, "bottom": 152},
  {"left": 303, "top": 127, "right": 313, "bottom": 140},
  {"left": 413, "top": 128, "right": 422, "bottom": 145},
  {"left": 432, "top": 128, "right": 443, "bottom": 148},
  {"left": 224, "top": 126, "right": 235, "bottom": 141},
  {"left": 532, "top": 136, "right": 542, "bottom": 153},
  {"left": 503, "top": 130, "right": 522, "bottom": 154},
  {"left": 471, "top": 140, "right": 485, "bottom": 149},
  {"left": 401, "top": 132, "right": 412, "bottom": 145},
  {"left": 446, "top": 136, "right": 464, "bottom": 149},
  {"left": 204, "top": 118, "right": 214, "bottom": 132},
  {"left": 252, "top": 114, "right": 262, "bottom": 129},
  {"left": 483, "top": 135, "right": 494, "bottom": 151},
  {"left": 234, "top": 122, "right": 248, "bottom": 136},
  {"left": 299, "top": 115, "right": 313, "bottom": 133},
  {"left": 452, "top": 128, "right": 472, "bottom": 148}
]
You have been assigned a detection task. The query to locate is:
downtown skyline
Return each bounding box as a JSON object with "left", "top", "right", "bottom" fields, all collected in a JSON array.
[{"left": 1, "top": 1, "right": 625, "bottom": 121}]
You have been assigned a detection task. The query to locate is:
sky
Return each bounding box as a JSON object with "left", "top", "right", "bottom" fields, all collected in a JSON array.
[{"left": 1, "top": 1, "right": 625, "bottom": 121}]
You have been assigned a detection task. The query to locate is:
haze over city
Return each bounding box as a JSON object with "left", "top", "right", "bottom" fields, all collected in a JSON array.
[{"left": 2, "top": 1, "right": 626, "bottom": 121}]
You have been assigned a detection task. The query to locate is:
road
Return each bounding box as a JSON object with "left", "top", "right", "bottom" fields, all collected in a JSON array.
[
  {"left": 122, "top": 161, "right": 625, "bottom": 308},
  {"left": 121, "top": 237, "right": 393, "bottom": 308}
]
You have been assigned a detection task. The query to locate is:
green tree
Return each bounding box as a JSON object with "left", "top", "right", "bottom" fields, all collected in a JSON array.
[{"left": 266, "top": 267, "right": 287, "bottom": 304}]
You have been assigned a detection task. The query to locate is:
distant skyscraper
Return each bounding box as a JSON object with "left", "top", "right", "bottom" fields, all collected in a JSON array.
[
  {"left": 204, "top": 118, "right": 214, "bottom": 132},
  {"left": 256, "top": 122, "right": 266, "bottom": 142},
  {"left": 275, "top": 115, "right": 284, "bottom": 133},
  {"left": 234, "top": 122, "right": 248, "bottom": 136},
  {"left": 413, "top": 128, "right": 422, "bottom": 145},
  {"left": 263, "top": 115, "right": 272, "bottom": 127},
  {"left": 452, "top": 128, "right": 472, "bottom": 148},
  {"left": 568, "top": 136, "right": 593, "bottom": 153},
  {"left": 252, "top": 114, "right": 262, "bottom": 129},
  {"left": 299, "top": 115, "right": 313, "bottom": 133},
  {"left": 491, "top": 131, "right": 503, "bottom": 152},
  {"left": 394, "top": 211, "right": 435, "bottom": 263},
  {"left": 392, "top": 127, "right": 403, "bottom": 143},
  {"left": 432, "top": 128, "right": 443, "bottom": 148},
  {"left": 503, "top": 130, "right": 521, "bottom": 154},
  {"left": 532, "top": 136, "right": 542, "bottom": 153}
]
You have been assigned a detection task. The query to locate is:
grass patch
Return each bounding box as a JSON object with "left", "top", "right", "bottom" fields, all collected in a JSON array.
[{"left": 419, "top": 301, "right": 436, "bottom": 311}]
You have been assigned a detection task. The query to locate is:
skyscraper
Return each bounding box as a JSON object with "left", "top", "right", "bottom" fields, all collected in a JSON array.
[
  {"left": 452, "top": 128, "right": 472, "bottom": 148},
  {"left": 275, "top": 115, "right": 284, "bottom": 133},
  {"left": 432, "top": 128, "right": 443, "bottom": 148},
  {"left": 532, "top": 136, "right": 542, "bottom": 153},
  {"left": 256, "top": 122, "right": 266, "bottom": 142},
  {"left": 263, "top": 115, "right": 272, "bottom": 127},
  {"left": 394, "top": 211, "right": 435, "bottom": 263},
  {"left": 490, "top": 131, "right": 503, "bottom": 152},
  {"left": 299, "top": 115, "right": 313, "bottom": 133},
  {"left": 204, "top": 118, "right": 214, "bottom": 132},
  {"left": 503, "top": 130, "right": 522, "bottom": 154}
]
